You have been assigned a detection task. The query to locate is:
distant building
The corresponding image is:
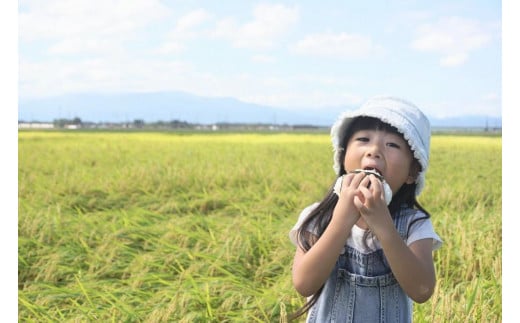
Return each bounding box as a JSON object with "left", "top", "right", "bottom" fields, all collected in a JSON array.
[{"left": 18, "top": 122, "right": 54, "bottom": 129}]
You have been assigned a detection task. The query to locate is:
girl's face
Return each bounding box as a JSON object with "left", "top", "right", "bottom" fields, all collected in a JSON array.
[{"left": 343, "top": 128, "right": 416, "bottom": 194}]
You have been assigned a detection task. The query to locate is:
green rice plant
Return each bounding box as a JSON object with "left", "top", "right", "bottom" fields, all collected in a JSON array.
[{"left": 18, "top": 131, "right": 501, "bottom": 322}]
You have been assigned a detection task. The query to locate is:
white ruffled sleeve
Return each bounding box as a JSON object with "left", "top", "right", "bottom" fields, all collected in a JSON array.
[{"left": 407, "top": 214, "right": 443, "bottom": 251}]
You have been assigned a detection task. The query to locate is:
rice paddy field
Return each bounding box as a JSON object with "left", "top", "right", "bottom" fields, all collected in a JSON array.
[{"left": 18, "top": 130, "right": 501, "bottom": 322}]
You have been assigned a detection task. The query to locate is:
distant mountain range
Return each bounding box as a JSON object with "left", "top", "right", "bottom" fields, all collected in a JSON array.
[{"left": 18, "top": 91, "right": 502, "bottom": 128}]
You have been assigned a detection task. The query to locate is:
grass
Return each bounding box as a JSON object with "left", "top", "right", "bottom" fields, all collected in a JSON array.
[{"left": 18, "top": 131, "right": 501, "bottom": 322}]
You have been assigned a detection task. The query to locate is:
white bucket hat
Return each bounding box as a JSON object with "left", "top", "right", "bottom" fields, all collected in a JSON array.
[{"left": 330, "top": 96, "right": 431, "bottom": 196}]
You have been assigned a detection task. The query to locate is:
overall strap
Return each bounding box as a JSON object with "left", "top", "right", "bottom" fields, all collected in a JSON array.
[{"left": 393, "top": 207, "right": 417, "bottom": 241}]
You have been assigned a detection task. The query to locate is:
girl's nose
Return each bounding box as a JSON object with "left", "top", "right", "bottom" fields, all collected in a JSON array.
[{"left": 366, "top": 143, "right": 382, "bottom": 158}]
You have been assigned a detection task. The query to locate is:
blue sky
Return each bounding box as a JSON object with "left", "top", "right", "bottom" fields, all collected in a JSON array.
[{"left": 16, "top": 0, "right": 502, "bottom": 119}]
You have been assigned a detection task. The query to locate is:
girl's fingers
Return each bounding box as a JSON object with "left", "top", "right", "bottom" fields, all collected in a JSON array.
[
  {"left": 360, "top": 175, "right": 371, "bottom": 188},
  {"left": 359, "top": 175, "right": 384, "bottom": 203},
  {"left": 353, "top": 195, "right": 364, "bottom": 209},
  {"left": 341, "top": 173, "right": 355, "bottom": 189},
  {"left": 354, "top": 172, "right": 368, "bottom": 185},
  {"left": 343, "top": 173, "right": 384, "bottom": 202}
]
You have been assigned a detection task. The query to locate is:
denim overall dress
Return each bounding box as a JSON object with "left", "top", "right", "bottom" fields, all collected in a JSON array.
[{"left": 306, "top": 210, "right": 414, "bottom": 323}]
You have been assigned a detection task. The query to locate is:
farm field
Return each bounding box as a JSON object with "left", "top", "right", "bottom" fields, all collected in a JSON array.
[{"left": 18, "top": 131, "right": 502, "bottom": 322}]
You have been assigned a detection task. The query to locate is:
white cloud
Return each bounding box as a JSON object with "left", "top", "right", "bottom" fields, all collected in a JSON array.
[
  {"left": 439, "top": 53, "right": 468, "bottom": 67},
  {"left": 156, "top": 9, "right": 212, "bottom": 55},
  {"left": 175, "top": 9, "right": 212, "bottom": 33},
  {"left": 291, "top": 32, "right": 380, "bottom": 58},
  {"left": 424, "top": 96, "right": 501, "bottom": 119},
  {"left": 251, "top": 54, "right": 276, "bottom": 63},
  {"left": 155, "top": 42, "right": 185, "bottom": 55},
  {"left": 482, "top": 92, "right": 500, "bottom": 101},
  {"left": 47, "top": 38, "right": 114, "bottom": 55},
  {"left": 20, "top": 0, "right": 170, "bottom": 41},
  {"left": 19, "top": 0, "right": 171, "bottom": 56},
  {"left": 411, "top": 16, "right": 495, "bottom": 67},
  {"left": 19, "top": 56, "right": 192, "bottom": 98},
  {"left": 213, "top": 4, "right": 299, "bottom": 49}
]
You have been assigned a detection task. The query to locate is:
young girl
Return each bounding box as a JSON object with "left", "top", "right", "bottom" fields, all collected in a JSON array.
[{"left": 289, "top": 96, "right": 442, "bottom": 322}]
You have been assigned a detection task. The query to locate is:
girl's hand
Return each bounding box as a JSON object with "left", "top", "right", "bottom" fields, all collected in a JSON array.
[
  {"left": 332, "top": 172, "right": 366, "bottom": 222},
  {"left": 353, "top": 174, "right": 393, "bottom": 234}
]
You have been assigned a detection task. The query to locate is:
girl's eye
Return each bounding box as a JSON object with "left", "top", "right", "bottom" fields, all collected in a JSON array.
[
  {"left": 356, "top": 137, "right": 369, "bottom": 142},
  {"left": 387, "top": 142, "right": 400, "bottom": 148}
]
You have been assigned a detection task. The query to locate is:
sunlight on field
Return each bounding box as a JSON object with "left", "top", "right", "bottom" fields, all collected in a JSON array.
[{"left": 18, "top": 131, "right": 501, "bottom": 322}]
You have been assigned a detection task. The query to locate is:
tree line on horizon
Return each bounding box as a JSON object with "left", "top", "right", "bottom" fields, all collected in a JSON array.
[{"left": 18, "top": 117, "right": 328, "bottom": 131}]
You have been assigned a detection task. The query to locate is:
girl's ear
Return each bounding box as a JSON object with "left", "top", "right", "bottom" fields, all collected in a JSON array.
[{"left": 406, "top": 160, "right": 421, "bottom": 184}]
